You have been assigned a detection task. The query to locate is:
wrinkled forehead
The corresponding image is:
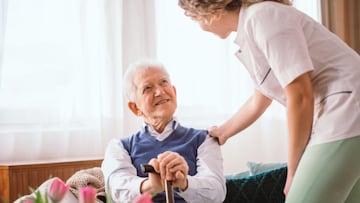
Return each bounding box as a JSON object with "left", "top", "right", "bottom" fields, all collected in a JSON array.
[
  {"left": 136, "top": 66, "right": 168, "bottom": 78},
  {"left": 133, "top": 67, "right": 170, "bottom": 86}
]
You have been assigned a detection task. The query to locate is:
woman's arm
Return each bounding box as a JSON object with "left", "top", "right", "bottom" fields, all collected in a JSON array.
[
  {"left": 209, "top": 89, "right": 272, "bottom": 144},
  {"left": 283, "top": 72, "right": 314, "bottom": 195}
]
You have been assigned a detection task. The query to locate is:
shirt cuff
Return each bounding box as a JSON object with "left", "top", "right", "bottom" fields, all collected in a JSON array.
[
  {"left": 130, "top": 177, "right": 147, "bottom": 196},
  {"left": 176, "top": 176, "right": 197, "bottom": 198}
]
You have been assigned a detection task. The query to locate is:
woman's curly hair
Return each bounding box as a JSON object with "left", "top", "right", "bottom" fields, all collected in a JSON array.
[{"left": 178, "top": 0, "right": 292, "bottom": 20}]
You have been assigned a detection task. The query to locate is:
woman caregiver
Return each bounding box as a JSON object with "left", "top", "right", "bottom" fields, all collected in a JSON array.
[{"left": 178, "top": 0, "right": 360, "bottom": 202}]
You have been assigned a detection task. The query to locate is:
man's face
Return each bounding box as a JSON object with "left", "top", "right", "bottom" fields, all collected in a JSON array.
[{"left": 132, "top": 67, "right": 177, "bottom": 123}]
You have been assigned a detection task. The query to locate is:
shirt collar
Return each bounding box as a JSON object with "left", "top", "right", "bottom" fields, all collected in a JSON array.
[{"left": 144, "top": 118, "right": 179, "bottom": 141}]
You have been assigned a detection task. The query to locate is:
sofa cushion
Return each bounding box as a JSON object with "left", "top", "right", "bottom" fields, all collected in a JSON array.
[
  {"left": 246, "top": 162, "right": 287, "bottom": 176},
  {"left": 224, "top": 166, "right": 287, "bottom": 203}
]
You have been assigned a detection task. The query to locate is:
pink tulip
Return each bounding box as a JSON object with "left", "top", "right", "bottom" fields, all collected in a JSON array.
[
  {"left": 23, "top": 198, "right": 35, "bottom": 203},
  {"left": 132, "top": 193, "right": 153, "bottom": 203},
  {"left": 48, "top": 177, "right": 69, "bottom": 202},
  {"left": 79, "top": 186, "right": 97, "bottom": 203}
]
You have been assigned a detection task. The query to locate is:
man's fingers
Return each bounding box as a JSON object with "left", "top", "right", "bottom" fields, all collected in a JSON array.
[{"left": 175, "top": 170, "right": 185, "bottom": 179}]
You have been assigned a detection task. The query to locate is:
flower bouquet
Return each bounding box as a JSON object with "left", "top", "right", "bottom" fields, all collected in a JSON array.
[
  {"left": 17, "top": 177, "right": 153, "bottom": 203},
  {"left": 20, "top": 177, "right": 97, "bottom": 203}
]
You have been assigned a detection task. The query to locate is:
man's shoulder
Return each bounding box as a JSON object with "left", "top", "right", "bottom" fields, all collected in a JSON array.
[{"left": 177, "top": 125, "right": 207, "bottom": 136}]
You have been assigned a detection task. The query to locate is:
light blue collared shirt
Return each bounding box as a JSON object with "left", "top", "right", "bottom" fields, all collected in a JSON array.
[{"left": 144, "top": 118, "right": 179, "bottom": 141}]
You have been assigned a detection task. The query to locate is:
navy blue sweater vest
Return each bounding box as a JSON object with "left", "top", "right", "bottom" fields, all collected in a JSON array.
[{"left": 121, "top": 125, "right": 207, "bottom": 202}]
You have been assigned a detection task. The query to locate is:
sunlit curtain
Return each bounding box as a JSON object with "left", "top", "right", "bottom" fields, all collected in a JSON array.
[
  {"left": 0, "top": 0, "right": 157, "bottom": 163},
  {"left": 121, "top": 0, "right": 157, "bottom": 136},
  {"left": 0, "top": 0, "right": 7, "bottom": 81}
]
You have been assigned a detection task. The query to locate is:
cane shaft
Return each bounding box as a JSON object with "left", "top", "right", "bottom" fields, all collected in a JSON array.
[
  {"left": 141, "top": 164, "right": 175, "bottom": 203},
  {"left": 165, "top": 179, "right": 175, "bottom": 203}
]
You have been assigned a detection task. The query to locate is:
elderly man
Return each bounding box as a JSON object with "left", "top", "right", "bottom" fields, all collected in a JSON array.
[{"left": 101, "top": 59, "right": 226, "bottom": 203}]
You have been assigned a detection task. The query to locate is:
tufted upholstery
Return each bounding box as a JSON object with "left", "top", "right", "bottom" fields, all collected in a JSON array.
[{"left": 224, "top": 166, "right": 287, "bottom": 203}]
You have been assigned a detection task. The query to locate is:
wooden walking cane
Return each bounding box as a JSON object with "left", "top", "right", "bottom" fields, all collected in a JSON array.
[{"left": 141, "top": 164, "right": 175, "bottom": 203}]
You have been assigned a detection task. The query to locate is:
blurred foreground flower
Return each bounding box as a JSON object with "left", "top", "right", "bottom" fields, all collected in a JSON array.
[
  {"left": 48, "top": 177, "right": 70, "bottom": 202},
  {"left": 23, "top": 198, "right": 35, "bottom": 203},
  {"left": 132, "top": 193, "right": 153, "bottom": 203},
  {"left": 15, "top": 177, "right": 152, "bottom": 203},
  {"left": 79, "top": 186, "right": 97, "bottom": 203}
]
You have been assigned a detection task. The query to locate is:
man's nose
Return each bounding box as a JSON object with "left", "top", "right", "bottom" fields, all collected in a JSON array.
[{"left": 154, "top": 86, "right": 165, "bottom": 96}]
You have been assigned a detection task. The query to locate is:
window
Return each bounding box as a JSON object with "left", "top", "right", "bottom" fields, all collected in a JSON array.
[
  {"left": 1, "top": 0, "right": 96, "bottom": 127},
  {"left": 0, "top": 0, "right": 117, "bottom": 161}
]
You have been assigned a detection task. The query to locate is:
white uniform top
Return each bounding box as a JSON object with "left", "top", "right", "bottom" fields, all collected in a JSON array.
[{"left": 234, "top": 2, "right": 360, "bottom": 146}]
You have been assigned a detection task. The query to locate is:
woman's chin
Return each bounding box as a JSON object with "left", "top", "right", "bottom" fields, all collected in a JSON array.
[{"left": 215, "top": 32, "right": 231, "bottom": 39}]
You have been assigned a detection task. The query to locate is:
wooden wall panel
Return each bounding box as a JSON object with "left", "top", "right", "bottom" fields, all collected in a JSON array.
[
  {"left": 0, "top": 168, "right": 10, "bottom": 203},
  {"left": 321, "top": 0, "right": 360, "bottom": 54},
  {"left": 0, "top": 159, "right": 102, "bottom": 203}
]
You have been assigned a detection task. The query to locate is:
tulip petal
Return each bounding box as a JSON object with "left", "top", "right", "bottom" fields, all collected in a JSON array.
[
  {"left": 47, "top": 177, "right": 69, "bottom": 203},
  {"left": 79, "top": 186, "right": 97, "bottom": 203}
]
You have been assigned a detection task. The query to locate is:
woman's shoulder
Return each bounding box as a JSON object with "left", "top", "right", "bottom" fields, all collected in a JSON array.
[
  {"left": 241, "top": 2, "right": 307, "bottom": 35},
  {"left": 243, "top": 1, "right": 298, "bottom": 20}
]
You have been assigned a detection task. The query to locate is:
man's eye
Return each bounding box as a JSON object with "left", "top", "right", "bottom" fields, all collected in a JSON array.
[
  {"left": 143, "top": 86, "right": 152, "bottom": 93},
  {"left": 161, "top": 79, "right": 169, "bottom": 85}
]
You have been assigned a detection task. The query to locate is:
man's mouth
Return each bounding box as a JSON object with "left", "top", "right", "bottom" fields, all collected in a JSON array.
[{"left": 155, "top": 99, "right": 170, "bottom": 106}]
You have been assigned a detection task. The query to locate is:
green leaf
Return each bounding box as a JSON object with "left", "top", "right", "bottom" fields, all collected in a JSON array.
[
  {"left": 0, "top": 196, "right": 9, "bottom": 203},
  {"left": 29, "top": 186, "right": 48, "bottom": 203}
]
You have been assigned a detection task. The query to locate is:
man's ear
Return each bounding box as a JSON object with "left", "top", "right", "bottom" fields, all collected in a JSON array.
[
  {"left": 128, "top": 102, "right": 141, "bottom": 116},
  {"left": 173, "top": 85, "right": 176, "bottom": 95}
]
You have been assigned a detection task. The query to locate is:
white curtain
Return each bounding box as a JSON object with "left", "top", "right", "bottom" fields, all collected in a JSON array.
[
  {"left": 121, "top": 0, "right": 157, "bottom": 136},
  {"left": 0, "top": 0, "right": 157, "bottom": 163},
  {"left": 0, "top": 0, "right": 7, "bottom": 82}
]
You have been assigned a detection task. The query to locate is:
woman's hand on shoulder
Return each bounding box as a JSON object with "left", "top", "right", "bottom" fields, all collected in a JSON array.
[{"left": 208, "top": 125, "right": 228, "bottom": 145}]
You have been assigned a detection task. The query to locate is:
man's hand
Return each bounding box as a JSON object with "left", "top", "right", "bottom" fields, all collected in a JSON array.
[
  {"left": 156, "top": 151, "right": 189, "bottom": 190},
  {"left": 140, "top": 159, "right": 164, "bottom": 194}
]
